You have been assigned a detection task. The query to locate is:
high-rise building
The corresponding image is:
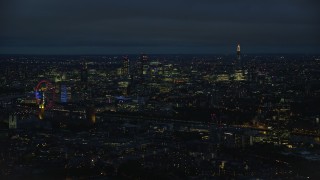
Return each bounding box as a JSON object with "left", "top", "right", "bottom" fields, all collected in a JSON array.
[
  {"left": 234, "top": 43, "right": 247, "bottom": 81},
  {"left": 80, "top": 61, "right": 88, "bottom": 83},
  {"left": 122, "top": 56, "right": 130, "bottom": 77},
  {"left": 61, "top": 84, "right": 67, "bottom": 103},
  {"left": 237, "top": 43, "right": 241, "bottom": 60},
  {"left": 138, "top": 54, "right": 148, "bottom": 77}
]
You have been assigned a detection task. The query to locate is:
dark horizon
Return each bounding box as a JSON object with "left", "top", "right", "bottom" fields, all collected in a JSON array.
[
  {"left": 1, "top": 0, "right": 320, "bottom": 55},
  {"left": 0, "top": 46, "right": 319, "bottom": 55},
  {"left": 1, "top": 51, "right": 320, "bottom": 57}
]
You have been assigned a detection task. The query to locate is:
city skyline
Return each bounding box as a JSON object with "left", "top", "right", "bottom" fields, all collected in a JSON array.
[
  {"left": 1, "top": 0, "right": 320, "bottom": 54},
  {"left": 1, "top": 1, "right": 320, "bottom": 179},
  {"left": 1, "top": 53, "right": 320, "bottom": 179}
]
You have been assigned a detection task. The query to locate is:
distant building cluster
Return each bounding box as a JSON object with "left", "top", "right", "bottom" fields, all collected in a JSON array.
[{"left": 0, "top": 52, "right": 320, "bottom": 178}]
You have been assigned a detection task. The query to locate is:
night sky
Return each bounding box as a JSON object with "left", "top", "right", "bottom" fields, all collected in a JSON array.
[{"left": 1, "top": 0, "right": 319, "bottom": 54}]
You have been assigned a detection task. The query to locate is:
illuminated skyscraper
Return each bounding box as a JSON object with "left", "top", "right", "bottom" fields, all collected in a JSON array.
[
  {"left": 233, "top": 43, "right": 246, "bottom": 82},
  {"left": 237, "top": 43, "right": 241, "bottom": 60},
  {"left": 138, "top": 54, "right": 148, "bottom": 77}
]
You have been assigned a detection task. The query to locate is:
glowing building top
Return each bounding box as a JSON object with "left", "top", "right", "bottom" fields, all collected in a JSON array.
[{"left": 237, "top": 44, "right": 241, "bottom": 55}]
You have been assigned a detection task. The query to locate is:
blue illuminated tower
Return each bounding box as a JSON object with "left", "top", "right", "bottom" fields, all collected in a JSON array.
[{"left": 61, "top": 84, "right": 67, "bottom": 103}]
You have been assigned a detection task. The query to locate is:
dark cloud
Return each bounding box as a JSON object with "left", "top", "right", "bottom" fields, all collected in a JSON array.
[{"left": 0, "top": 0, "right": 319, "bottom": 54}]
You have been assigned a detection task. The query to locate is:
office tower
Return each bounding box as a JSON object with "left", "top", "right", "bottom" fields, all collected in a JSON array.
[
  {"left": 122, "top": 56, "right": 130, "bottom": 77},
  {"left": 80, "top": 61, "right": 88, "bottom": 83},
  {"left": 138, "top": 54, "right": 148, "bottom": 77},
  {"left": 61, "top": 84, "right": 67, "bottom": 103}
]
